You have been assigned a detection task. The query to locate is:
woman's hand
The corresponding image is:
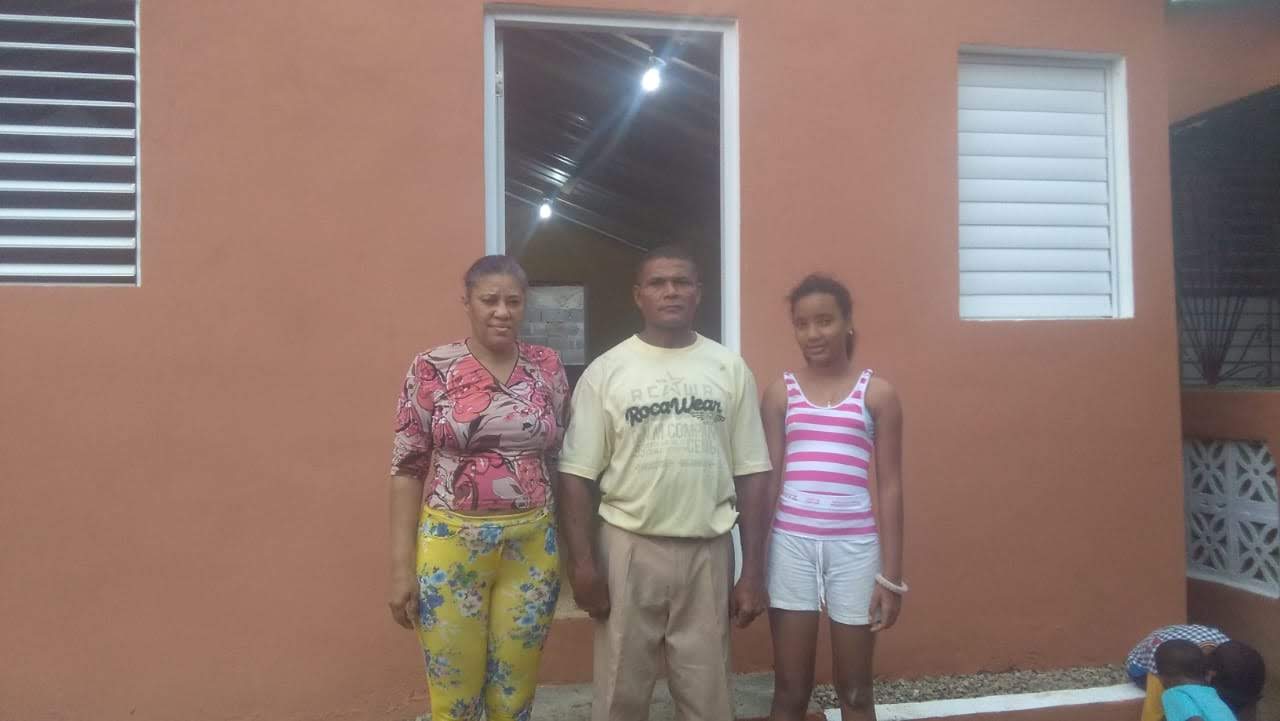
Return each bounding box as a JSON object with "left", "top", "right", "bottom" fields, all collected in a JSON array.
[
  {"left": 388, "top": 571, "right": 419, "bottom": 630},
  {"left": 387, "top": 474, "right": 426, "bottom": 630},
  {"left": 868, "top": 584, "right": 901, "bottom": 633}
]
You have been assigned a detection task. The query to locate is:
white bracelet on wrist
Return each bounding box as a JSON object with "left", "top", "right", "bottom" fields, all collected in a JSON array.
[{"left": 875, "top": 574, "right": 908, "bottom": 594}]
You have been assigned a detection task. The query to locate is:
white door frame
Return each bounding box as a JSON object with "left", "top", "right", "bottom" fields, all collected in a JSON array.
[{"left": 483, "top": 8, "right": 742, "bottom": 352}]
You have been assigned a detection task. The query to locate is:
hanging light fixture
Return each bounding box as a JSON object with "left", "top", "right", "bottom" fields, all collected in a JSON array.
[
  {"left": 641, "top": 56, "right": 664, "bottom": 93},
  {"left": 538, "top": 201, "right": 552, "bottom": 220}
]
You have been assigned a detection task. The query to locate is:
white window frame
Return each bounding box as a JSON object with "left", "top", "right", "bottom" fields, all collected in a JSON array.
[
  {"left": 483, "top": 9, "right": 741, "bottom": 351},
  {"left": 0, "top": 2, "right": 142, "bottom": 286},
  {"left": 958, "top": 47, "right": 1132, "bottom": 320}
]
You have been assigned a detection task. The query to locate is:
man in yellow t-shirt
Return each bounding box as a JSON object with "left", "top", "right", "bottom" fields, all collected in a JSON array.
[{"left": 557, "top": 245, "right": 773, "bottom": 721}]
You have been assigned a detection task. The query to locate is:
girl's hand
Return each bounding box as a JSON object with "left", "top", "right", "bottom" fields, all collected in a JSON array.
[
  {"left": 388, "top": 571, "right": 419, "bottom": 630},
  {"left": 868, "top": 584, "right": 901, "bottom": 633}
]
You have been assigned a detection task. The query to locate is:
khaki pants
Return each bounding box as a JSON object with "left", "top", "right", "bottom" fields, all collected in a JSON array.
[{"left": 592, "top": 522, "right": 734, "bottom": 721}]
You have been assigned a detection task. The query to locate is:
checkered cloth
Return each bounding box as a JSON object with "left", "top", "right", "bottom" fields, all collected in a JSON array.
[{"left": 1126, "top": 624, "right": 1230, "bottom": 675}]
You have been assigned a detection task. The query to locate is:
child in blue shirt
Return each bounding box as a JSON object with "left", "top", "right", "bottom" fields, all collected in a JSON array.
[{"left": 1157, "top": 639, "right": 1238, "bottom": 721}]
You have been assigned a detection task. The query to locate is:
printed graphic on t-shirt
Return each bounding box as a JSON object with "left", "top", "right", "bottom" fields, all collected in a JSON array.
[{"left": 623, "top": 370, "right": 727, "bottom": 465}]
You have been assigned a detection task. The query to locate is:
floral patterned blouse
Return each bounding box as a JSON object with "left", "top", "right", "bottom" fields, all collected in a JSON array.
[{"left": 391, "top": 340, "right": 570, "bottom": 513}]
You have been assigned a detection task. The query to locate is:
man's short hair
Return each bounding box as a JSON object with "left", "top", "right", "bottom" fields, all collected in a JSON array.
[{"left": 636, "top": 243, "right": 699, "bottom": 283}]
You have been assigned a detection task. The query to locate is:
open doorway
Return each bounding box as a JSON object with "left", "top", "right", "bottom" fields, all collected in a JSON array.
[{"left": 484, "top": 11, "right": 739, "bottom": 383}]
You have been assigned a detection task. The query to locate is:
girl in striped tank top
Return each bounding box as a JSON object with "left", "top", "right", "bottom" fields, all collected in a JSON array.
[{"left": 761, "top": 274, "right": 906, "bottom": 721}]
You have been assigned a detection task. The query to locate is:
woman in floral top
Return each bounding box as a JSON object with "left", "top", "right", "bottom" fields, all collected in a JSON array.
[{"left": 387, "top": 255, "right": 570, "bottom": 721}]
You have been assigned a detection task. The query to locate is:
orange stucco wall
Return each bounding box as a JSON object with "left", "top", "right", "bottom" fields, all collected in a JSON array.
[
  {"left": 1166, "top": 0, "right": 1280, "bottom": 122},
  {"left": 0, "top": 2, "right": 1191, "bottom": 720},
  {"left": 1182, "top": 390, "right": 1280, "bottom": 454}
]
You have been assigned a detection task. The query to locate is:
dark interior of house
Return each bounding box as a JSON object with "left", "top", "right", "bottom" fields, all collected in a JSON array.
[
  {"left": 501, "top": 27, "right": 722, "bottom": 372},
  {"left": 1172, "top": 86, "right": 1280, "bottom": 385}
]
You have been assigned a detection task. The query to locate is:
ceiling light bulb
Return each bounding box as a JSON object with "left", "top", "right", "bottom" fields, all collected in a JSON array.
[
  {"left": 538, "top": 202, "right": 552, "bottom": 220},
  {"left": 641, "top": 66, "right": 661, "bottom": 93}
]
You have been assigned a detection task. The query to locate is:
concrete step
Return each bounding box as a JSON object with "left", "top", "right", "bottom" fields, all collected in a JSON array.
[
  {"left": 528, "top": 671, "right": 786, "bottom": 721},
  {"left": 413, "top": 677, "right": 1142, "bottom": 721},
  {"left": 836, "top": 683, "right": 1143, "bottom": 721},
  {"left": 869, "top": 698, "right": 1142, "bottom": 721},
  {"left": 410, "top": 672, "right": 806, "bottom": 721}
]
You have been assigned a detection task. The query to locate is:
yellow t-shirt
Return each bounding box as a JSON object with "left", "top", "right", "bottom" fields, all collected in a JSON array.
[{"left": 559, "top": 334, "right": 772, "bottom": 538}]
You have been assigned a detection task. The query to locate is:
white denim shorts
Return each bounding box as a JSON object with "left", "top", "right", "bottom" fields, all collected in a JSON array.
[{"left": 767, "top": 530, "right": 880, "bottom": 626}]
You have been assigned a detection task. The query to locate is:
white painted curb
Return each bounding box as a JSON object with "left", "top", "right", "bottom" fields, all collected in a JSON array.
[{"left": 825, "top": 683, "right": 1145, "bottom": 720}]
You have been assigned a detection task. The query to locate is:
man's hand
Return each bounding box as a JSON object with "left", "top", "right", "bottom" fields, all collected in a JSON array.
[
  {"left": 868, "top": 584, "right": 901, "bottom": 633},
  {"left": 729, "top": 573, "right": 767, "bottom": 628},
  {"left": 569, "top": 562, "right": 611, "bottom": 620}
]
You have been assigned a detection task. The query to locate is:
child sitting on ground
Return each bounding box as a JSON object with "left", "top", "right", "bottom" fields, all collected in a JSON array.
[
  {"left": 1157, "top": 639, "right": 1238, "bottom": 721},
  {"left": 1207, "top": 641, "right": 1267, "bottom": 721}
]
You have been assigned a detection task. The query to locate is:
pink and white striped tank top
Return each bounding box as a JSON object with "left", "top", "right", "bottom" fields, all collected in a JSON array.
[{"left": 772, "top": 369, "right": 878, "bottom": 541}]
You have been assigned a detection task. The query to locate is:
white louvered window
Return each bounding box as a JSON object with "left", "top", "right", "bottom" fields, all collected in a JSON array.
[
  {"left": 0, "top": 1, "right": 138, "bottom": 285},
  {"left": 958, "top": 52, "right": 1132, "bottom": 320}
]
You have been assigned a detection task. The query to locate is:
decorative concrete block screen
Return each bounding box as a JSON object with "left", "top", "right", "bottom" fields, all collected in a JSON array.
[
  {"left": 521, "top": 284, "right": 585, "bottom": 366},
  {"left": 1183, "top": 439, "right": 1280, "bottom": 597}
]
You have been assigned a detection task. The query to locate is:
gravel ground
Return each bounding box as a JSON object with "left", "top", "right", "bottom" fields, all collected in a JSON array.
[{"left": 812, "top": 664, "right": 1130, "bottom": 708}]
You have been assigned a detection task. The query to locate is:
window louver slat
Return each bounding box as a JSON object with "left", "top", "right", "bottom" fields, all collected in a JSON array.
[
  {"left": 958, "top": 132, "right": 1107, "bottom": 159},
  {"left": 0, "top": 69, "right": 134, "bottom": 80},
  {"left": 0, "top": 180, "right": 134, "bottom": 192},
  {"left": 960, "top": 179, "right": 1109, "bottom": 203},
  {"left": 0, "top": 152, "right": 135, "bottom": 165},
  {"left": 0, "top": 235, "right": 135, "bottom": 248},
  {"left": 0, "top": 12, "right": 135, "bottom": 27},
  {"left": 0, "top": 124, "right": 134, "bottom": 137},
  {"left": 960, "top": 225, "right": 1111, "bottom": 250},
  {"left": 0, "top": 40, "right": 134, "bottom": 53}
]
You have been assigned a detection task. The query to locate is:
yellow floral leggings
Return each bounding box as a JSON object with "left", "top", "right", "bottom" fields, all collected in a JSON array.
[{"left": 415, "top": 505, "right": 561, "bottom": 721}]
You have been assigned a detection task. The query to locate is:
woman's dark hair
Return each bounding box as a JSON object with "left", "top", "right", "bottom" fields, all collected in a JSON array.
[
  {"left": 1208, "top": 641, "right": 1266, "bottom": 712},
  {"left": 464, "top": 255, "right": 528, "bottom": 293},
  {"left": 788, "top": 273, "right": 855, "bottom": 356}
]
